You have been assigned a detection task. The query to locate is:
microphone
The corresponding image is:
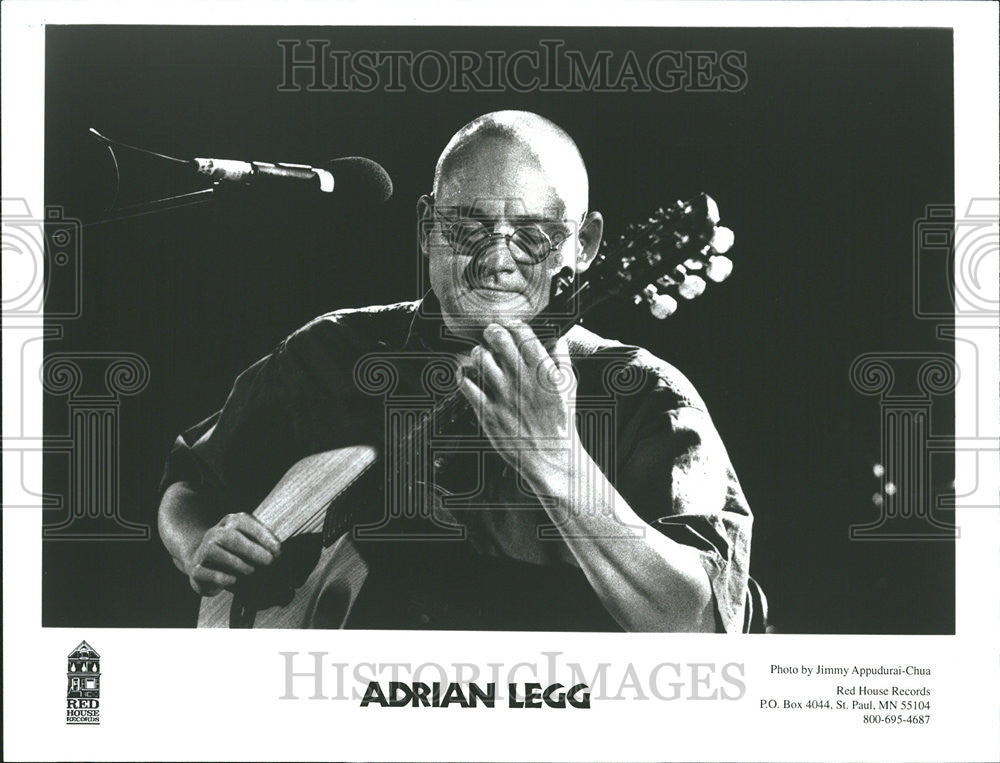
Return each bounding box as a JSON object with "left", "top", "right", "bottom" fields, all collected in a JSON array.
[
  {"left": 82, "top": 129, "right": 394, "bottom": 224},
  {"left": 193, "top": 155, "right": 393, "bottom": 203}
]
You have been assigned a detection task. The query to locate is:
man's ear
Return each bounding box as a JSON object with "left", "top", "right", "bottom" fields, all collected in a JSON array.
[
  {"left": 575, "top": 211, "right": 604, "bottom": 270},
  {"left": 416, "top": 194, "right": 434, "bottom": 257}
]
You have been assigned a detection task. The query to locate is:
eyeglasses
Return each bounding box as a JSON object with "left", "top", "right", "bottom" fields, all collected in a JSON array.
[{"left": 430, "top": 205, "right": 572, "bottom": 265}]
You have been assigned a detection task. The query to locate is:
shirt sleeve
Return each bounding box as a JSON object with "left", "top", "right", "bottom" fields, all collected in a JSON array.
[
  {"left": 616, "top": 389, "right": 754, "bottom": 634},
  {"left": 158, "top": 349, "right": 290, "bottom": 516},
  {"left": 158, "top": 315, "right": 376, "bottom": 518}
]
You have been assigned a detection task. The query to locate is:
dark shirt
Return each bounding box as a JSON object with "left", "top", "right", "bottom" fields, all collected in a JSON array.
[{"left": 161, "top": 293, "right": 754, "bottom": 632}]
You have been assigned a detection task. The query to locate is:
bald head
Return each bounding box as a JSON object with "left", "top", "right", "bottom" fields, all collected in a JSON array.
[
  {"left": 420, "top": 111, "right": 603, "bottom": 337},
  {"left": 432, "top": 110, "right": 589, "bottom": 221}
]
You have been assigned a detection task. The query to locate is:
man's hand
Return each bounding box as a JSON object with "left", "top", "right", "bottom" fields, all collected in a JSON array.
[
  {"left": 185, "top": 512, "right": 281, "bottom": 597},
  {"left": 458, "top": 319, "right": 579, "bottom": 484}
]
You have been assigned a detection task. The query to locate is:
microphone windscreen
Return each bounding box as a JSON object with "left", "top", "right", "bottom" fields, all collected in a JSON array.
[{"left": 325, "top": 157, "right": 393, "bottom": 203}]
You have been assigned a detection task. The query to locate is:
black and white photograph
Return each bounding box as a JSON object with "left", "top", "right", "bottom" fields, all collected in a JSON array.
[
  {"left": 39, "top": 24, "right": 957, "bottom": 635},
  {"left": 3, "top": 2, "right": 998, "bottom": 761}
]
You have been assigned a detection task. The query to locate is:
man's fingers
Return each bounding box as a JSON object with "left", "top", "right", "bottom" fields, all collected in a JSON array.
[
  {"left": 481, "top": 323, "right": 523, "bottom": 374},
  {"left": 458, "top": 373, "right": 488, "bottom": 414},
  {"left": 502, "top": 322, "right": 574, "bottom": 396},
  {"left": 202, "top": 544, "right": 255, "bottom": 576},
  {"left": 228, "top": 513, "right": 281, "bottom": 556},
  {"left": 190, "top": 564, "right": 237, "bottom": 595},
  {"left": 502, "top": 319, "right": 548, "bottom": 369},
  {"left": 189, "top": 513, "right": 280, "bottom": 597},
  {"left": 472, "top": 345, "right": 505, "bottom": 397},
  {"left": 216, "top": 529, "right": 276, "bottom": 567}
]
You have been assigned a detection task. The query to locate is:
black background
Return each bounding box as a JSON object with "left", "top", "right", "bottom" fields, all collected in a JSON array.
[{"left": 43, "top": 26, "right": 954, "bottom": 633}]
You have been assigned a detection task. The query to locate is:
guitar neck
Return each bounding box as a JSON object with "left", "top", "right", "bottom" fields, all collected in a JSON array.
[{"left": 319, "top": 194, "right": 732, "bottom": 546}]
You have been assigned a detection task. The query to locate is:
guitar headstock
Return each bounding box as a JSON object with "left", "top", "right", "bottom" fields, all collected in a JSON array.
[{"left": 562, "top": 193, "right": 735, "bottom": 320}]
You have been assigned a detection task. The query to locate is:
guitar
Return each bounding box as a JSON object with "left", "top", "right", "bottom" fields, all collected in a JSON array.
[{"left": 197, "top": 193, "right": 736, "bottom": 628}]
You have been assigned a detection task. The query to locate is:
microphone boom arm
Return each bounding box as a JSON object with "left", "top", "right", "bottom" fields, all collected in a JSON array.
[
  {"left": 83, "top": 127, "right": 392, "bottom": 226},
  {"left": 82, "top": 187, "right": 217, "bottom": 228}
]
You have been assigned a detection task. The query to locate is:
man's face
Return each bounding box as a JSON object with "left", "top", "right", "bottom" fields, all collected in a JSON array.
[{"left": 422, "top": 138, "right": 583, "bottom": 339}]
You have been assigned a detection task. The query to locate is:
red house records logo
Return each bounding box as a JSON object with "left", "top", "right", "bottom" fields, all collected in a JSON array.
[{"left": 66, "top": 641, "right": 100, "bottom": 724}]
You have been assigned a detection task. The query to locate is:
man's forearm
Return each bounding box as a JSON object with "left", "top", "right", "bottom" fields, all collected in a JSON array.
[
  {"left": 524, "top": 440, "right": 716, "bottom": 632},
  {"left": 157, "top": 481, "right": 219, "bottom": 574}
]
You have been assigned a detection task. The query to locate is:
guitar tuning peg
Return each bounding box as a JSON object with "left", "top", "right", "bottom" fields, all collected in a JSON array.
[
  {"left": 704, "top": 195, "right": 721, "bottom": 225},
  {"left": 654, "top": 266, "right": 685, "bottom": 290},
  {"left": 637, "top": 284, "right": 677, "bottom": 319},
  {"left": 649, "top": 292, "right": 678, "bottom": 319},
  {"left": 683, "top": 257, "right": 705, "bottom": 270},
  {"left": 706, "top": 255, "right": 734, "bottom": 283},
  {"left": 677, "top": 274, "right": 707, "bottom": 300},
  {"left": 710, "top": 225, "right": 735, "bottom": 254}
]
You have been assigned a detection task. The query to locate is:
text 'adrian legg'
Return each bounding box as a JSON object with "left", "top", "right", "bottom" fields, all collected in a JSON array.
[{"left": 360, "top": 681, "right": 591, "bottom": 709}]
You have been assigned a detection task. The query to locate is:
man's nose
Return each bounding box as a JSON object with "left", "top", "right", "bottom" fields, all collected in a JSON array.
[
  {"left": 470, "top": 229, "right": 519, "bottom": 272},
  {"left": 462, "top": 229, "right": 522, "bottom": 290}
]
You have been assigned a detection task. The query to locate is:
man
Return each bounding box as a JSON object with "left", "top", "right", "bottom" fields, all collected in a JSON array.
[{"left": 158, "top": 110, "right": 757, "bottom": 632}]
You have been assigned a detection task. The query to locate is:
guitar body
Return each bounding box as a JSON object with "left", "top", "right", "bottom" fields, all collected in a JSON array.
[{"left": 197, "top": 445, "right": 377, "bottom": 628}]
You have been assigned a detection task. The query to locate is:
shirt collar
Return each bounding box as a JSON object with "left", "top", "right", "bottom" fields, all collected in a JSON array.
[{"left": 404, "top": 290, "right": 478, "bottom": 353}]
